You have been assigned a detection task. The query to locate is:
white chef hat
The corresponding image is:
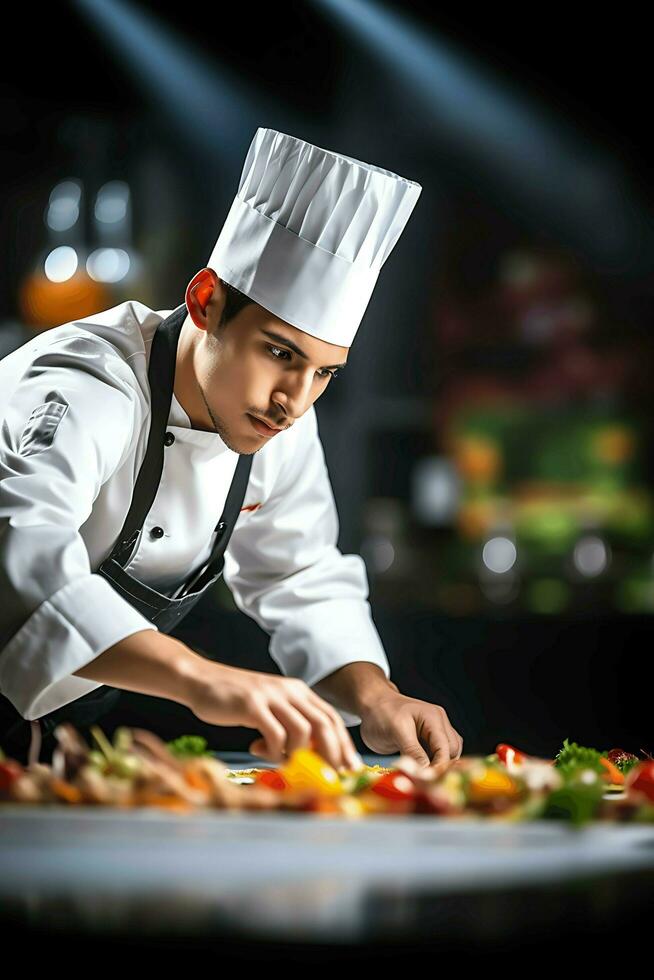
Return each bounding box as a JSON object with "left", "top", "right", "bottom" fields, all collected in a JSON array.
[{"left": 207, "top": 127, "right": 422, "bottom": 348}]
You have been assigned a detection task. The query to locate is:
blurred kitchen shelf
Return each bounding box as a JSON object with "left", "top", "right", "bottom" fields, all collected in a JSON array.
[{"left": 329, "top": 396, "right": 432, "bottom": 430}]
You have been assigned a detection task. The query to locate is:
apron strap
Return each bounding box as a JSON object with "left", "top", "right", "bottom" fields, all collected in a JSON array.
[
  {"left": 210, "top": 450, "right": 253, "bottom": 564},
  {"left": 112, "top": 302, "right": 186, "bottom": 563},
  {"left": 110, "top": 302, "right": 253, "bottom": 569}
]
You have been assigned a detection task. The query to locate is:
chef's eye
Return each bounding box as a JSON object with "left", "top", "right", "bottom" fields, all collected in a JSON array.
[
  {"left": 267, "top": 344, "right": 290, "bottom": 362},
  {"left": 266, "top": 345, "right": 338, "bottom": 380}
]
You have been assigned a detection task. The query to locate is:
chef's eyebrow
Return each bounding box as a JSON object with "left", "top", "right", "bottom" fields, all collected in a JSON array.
[{"left": 259, "top": 329, "right": 348, "bottom": 371}]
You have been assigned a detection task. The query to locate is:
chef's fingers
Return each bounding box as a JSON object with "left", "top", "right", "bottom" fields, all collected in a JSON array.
[
  {"left": 268, "top": 697, "right": 329, "bottom": 763},
  {"left": 430, "top": 705, "right": 464, "bottom": 761},
  {"left": 282, "top": 680, "right": 362, "bottom": 769},
  {"left": 444, "top": 722, "right": 463, "bottom": 761},
  {"left": 303, "top": 688, "right": 362, "bottom": 759},
  {"left": 422, "top": 718, "right": 460, "bottom": 772},
  {"left": 247, "top": 704, "right": 289, "bottom": 762},
  {"left": 288, "top": 693, "right": 361, "bottom": 771},
  {"left": 393, "top": 715, "right": 433, "bottom": 767},
  {"left": 271, "top": 696, "right": 349, "bottom": 771},
  {"left": 444, "top": 724, "right": 462, "bottom": 761},
  {"left": 256, "top": 696, "right": 345, "bottom": 771},
  {"left": 415, "top": 712, "right": 455, "bottom": 772}
]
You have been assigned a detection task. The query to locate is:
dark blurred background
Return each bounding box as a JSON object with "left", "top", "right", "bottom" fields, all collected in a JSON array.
[{"left": 2, "top": 1, "right": 653, "bottom": 759}]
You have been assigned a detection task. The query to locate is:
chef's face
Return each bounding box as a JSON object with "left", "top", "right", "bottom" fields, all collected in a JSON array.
[{"left": 185, "top": 272, "right": 349, "bottom": 454}]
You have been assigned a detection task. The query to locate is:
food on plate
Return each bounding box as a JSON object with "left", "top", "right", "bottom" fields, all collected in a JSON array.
[{"left": 1, "top": 725, "right": 653, "bottom": 826}]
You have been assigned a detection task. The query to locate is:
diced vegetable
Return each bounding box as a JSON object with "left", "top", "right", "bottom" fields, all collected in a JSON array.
[
  {"left": 466, "top": 765, "right": 523, "bottom": 804},
  {"left": 541, "top": 768, "right": 605, "bottom": 827},
  {"left": 496, "top": 744, "right": 527, "bottom": 765},
  {"left": 50, "top": 778, "right": 83, "bottom": 804},
  {"left": 605, "top": 748, "right": 640, "bottom": 775},
  {"left": 626, "top": 761, "right": 654, "bottom": 803},
  {"left": 598, "top": 757, "right": 624, "bottom": 786},
  {"left": 0, "top": 759, "right": 23, "bottom": 793},
  {"left": 370, "top": 771, "right": 417, "bottom": 802},
  {"left": 349, "top": 771, "right": 374, "bottom": 793},
  {"left": 254, "top": 768, "right": 288, "bottom": 791},
  {"left": 278, "top": 748, "right": 344, "bottom": 796}
]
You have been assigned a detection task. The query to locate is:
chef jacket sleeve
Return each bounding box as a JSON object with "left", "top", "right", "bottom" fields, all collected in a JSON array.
[
  {"left": 0, "top": 335, "right": 158, "bottom": 721},
  {"left": 222, "top": 404, "right": 391, "bottom": 727}
]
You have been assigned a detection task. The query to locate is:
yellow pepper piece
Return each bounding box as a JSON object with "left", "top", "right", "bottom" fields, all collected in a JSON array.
[
  {"left": 278, "top": 748, "right": 344, "bottom": 796},
  {"left": 467, "top": 765, "right": 522, "bottom": 803}
]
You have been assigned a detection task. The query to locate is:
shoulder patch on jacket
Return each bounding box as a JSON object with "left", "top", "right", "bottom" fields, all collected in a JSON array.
[{"left": 18, "top": 390, "right": 69, "bottom": 457}]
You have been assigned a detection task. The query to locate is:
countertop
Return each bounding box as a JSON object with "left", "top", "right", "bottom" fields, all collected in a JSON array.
[{"left": 2, "top": 752, "right": 653, "bottom": 956}]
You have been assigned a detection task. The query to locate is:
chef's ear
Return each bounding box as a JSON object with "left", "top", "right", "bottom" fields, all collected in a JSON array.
[
  {"left": 196, "top": 281, "right": 214, "bottom": 307},
  {"left": 185, "top": 269, "right": 221, "bottom": 326}
]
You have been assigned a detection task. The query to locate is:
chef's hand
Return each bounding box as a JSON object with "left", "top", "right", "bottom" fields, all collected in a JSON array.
[
  {"left": 358, "top": 689, "right": 463, "bottom": 776},
  {"left": 190, "top": 662, "right": 362, "bottom": 772}
]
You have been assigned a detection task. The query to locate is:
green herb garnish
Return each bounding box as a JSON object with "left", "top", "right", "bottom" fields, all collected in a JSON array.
[
  {"left": 542, "top": 770, "right": 605, "bottom": 827},
  {"left": 607, "top": 753, "right": 641, "bottom": 776},
  {"left": 167, "top": 735, "right": 211, "bottom": 758},
  {"left": 553, "top": 737, "right": 606, "bottom": 779},
  {"left": 617, "top": 757, "right": 640, "bottom": 776},
  {"left": 350, "top": 771, "right": 374, "bottom": 793}
]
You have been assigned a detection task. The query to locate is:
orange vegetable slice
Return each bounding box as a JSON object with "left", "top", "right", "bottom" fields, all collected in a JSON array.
[
  {"left": 50, "top": 778, "right": 83, "bottom": 804},
  {"left": 599, "top": 757, "right": 624, "bottom": 785}
]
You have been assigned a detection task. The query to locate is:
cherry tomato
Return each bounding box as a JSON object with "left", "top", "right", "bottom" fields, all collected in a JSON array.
[
  {"left": 370, "top": 771, "right": 417, "bottom": 801},
  {"left": 0, "top": 760, "right": 23, "bottom": 794},
  {"left": 254, "top": 768, "right": 288, "bottom": 791},
  {"left": 496, "top": 744, "right": 527, "bottom": 766},
  {"left": 626, "top": 761, "right": 654, "bottom": 802}
]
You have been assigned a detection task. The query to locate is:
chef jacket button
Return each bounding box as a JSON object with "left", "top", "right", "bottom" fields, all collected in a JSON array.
[
  {"left": 164, "top": 432, "right": 175, "bottom": 446},
  {"left": 150, "top": 526, "right": 165, "bottom": 539}
]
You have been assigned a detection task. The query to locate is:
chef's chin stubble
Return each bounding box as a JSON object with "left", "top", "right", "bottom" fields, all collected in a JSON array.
[
  {"left": 195, "top": 378, "right": 254, "bottom": 455},
  {"left": 194, "top": 331, "right": 258, "bottom": 455}
]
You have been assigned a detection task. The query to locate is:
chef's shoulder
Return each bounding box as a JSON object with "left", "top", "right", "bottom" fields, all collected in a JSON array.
[
  {"left": 0, "top": 302, "right": 159, "bottom": 474},
  {"left": 0, "top": 300, "right": 159, "bottom": 411}
]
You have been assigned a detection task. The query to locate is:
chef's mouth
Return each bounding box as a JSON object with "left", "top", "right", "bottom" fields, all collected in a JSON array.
[{"left": 247, "top": 413, "right": 285, "bottom": 436}]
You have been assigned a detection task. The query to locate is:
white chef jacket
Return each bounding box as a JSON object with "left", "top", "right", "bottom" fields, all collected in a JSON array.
[{"left": 0, "top": 301, "right": 390, "bottom": 727}]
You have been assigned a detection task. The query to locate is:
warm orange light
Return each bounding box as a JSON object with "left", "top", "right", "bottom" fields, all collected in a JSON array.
[{"left": 18, "top": 270, "right": 111, "bottom": 331}]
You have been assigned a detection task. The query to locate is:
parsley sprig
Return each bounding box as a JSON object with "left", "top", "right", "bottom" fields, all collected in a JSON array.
[
  {"left": 553, "top": 738, "right": 607, "bottom": 778},
  {"left": 166, "top": 735, "right": 212, "bottom": 758}
]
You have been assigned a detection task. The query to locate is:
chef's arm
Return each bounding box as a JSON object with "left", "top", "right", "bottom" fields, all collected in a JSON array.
[
  {"left": 0, "top": 337, "right": 180, "bottom": 720},
  {"left": 72, "top": 630, "right": 212, "bottom": 710},
  {"left": 221, "top": 404, "right": 394, "bottom": 727},
  {"left": 312, "top": 662, "right": 399, "bottom": 718}
]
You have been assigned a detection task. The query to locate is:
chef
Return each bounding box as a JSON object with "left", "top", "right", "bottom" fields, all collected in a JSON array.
[{"left": 0, "top": 127, "right": 463, "bottom": 771}]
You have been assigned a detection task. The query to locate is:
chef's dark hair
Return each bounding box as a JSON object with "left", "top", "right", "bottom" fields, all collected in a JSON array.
[{"left": 218, "top": 281, "right": 257, "bottom": 328}]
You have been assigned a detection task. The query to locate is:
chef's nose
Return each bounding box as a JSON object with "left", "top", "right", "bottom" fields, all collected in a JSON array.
[{"left": 271, "top": 371, "right": 315, "bottom": 419}]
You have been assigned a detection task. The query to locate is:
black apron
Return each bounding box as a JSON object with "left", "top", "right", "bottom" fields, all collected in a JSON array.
[{"left": 0, "top": 301, "right": 253, "bottom": 762}]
